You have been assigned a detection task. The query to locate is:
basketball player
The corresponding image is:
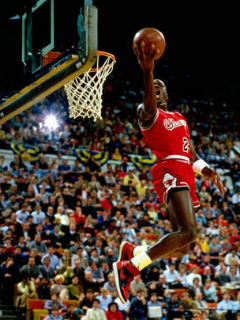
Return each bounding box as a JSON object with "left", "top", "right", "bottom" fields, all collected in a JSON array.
[{"left": 113, "top": 41, "right": 226, "bottom": 304}]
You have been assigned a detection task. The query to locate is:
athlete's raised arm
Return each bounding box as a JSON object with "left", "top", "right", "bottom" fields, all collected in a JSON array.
[{"left": 133, "top": 42, "right": 158, "bottom": 121}]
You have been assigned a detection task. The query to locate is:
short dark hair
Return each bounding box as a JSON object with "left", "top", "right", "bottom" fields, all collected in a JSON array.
[{"left": 92, "top": 298, "right": 100, "bottom": 304}]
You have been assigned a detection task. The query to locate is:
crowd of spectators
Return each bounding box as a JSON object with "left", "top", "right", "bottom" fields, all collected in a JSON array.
[{"left": 0, "top": 71, "right": 240, "bottom": 320}]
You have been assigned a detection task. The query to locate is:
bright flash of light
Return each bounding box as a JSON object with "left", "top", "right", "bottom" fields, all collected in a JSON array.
[{"left": 44, "top": 114, "right": 59, "bottom": 130}]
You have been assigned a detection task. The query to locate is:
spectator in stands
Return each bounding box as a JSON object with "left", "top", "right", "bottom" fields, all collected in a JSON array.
[
  {"left": 201, "top": 265, "right": 216, "bottom": 285},
  {"left": 31, "top": 204, "right": 46, "bottom": 224},
  {"left": 216, "top": 264, "right": 231, "bottom": 286},
  {"left": 164, "top": 291, "right": 182, "bottom": 320},
  {"left": 163, "top": 262, "right": 180, "bottom": 287},
  {"left": 96, "top": 287, "right": 113, "bottom": 312},
  {"left": 209, "top": 235, "right": 221, "bottom": 256},
  {"left": 225, "top": 247, "right": 240, "bottom": 266},
  {"left": 50, "top": 275, "right": 67, "bottom": 297},
  {"left": 62, "top": 303, "right": 79, "bottom": 320},
  {"left": 44, "top": 306, "right": 63, "bottom": 320},
  {"left": 16, "top": 203, "right": 30, "bottom": 223},
  {"left": 203, "top": 279, "right": 218, "bottom": 303},
  {"left": 216, "top": 291, "right": 236, "bottom": 319},
  {"left": 105, "top": 301, "right": 124, "bottom": 320},
  {"left": 83, "top": 270, "right": 100, "bottom": 295},
  {"left": 188, "top": 277, "right": 204, "bottom": 299},
  {"left": 129, "top": 288, "right": 148, "bottom": 320},
  {"left": 42, "top": 244, "right": 60, "bottom": 271},
  {"left": 187, "top": 266, "right": 202, "bottom": 286},
  {"left": 103, "top": 272, "right": 117, "bottom": 299},
  {"left": 179, "top": 292, "right": 196, "bottom": 317},
  {"left": 85, "top": 298, "right": 107, "bottom": 320},
  {"left": 195, "top": 208, "right": 208, "bottom": 227},
  {"left": 67, "top": 274, "right": 84, "bottom": 302},
  {"left": 147, "top": 292, "right": 162, "bottom": 320},
  {"left": 44, "top": 292, "right": 67, "bottom": 313},
  {"left": 176, "top": 264, "right": 188, "bottom": 288},
  {"left": 72, "top": 259, "right": 85, "bottom": 285},
  {"left": 86, "top": 260, "right": 105, "bottom": 284},
  {"left": 37, "top": 277, "right": 51, "bottom": 299},
  {"left": 130, "top": 274, "right": 147, "bottom": 298},
  {"left": 80, "top": 289, "right": 94, "bottom": 315},
  {"left": 29, "top": 233, "right": 48, "bottom": 257},
  {"left": 39, "top": 256, "right": 55, "bottom": 280},
  {"left": 192, "top": 292, "right": 208, "bottom": 310},
  {"left": 21, "top": 256, "right": 42, "bottom": 284}
]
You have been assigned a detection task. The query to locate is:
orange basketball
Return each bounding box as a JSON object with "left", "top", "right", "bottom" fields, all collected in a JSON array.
[{"left": 133, "top": 27, "right": 166, "bottom": 61}]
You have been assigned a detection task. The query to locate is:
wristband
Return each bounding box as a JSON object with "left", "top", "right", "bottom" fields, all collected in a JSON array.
[{"left": 193, "top": 159, "right": 210, "bottom": 175}]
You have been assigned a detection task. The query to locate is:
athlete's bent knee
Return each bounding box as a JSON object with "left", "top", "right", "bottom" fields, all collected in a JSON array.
[{"left": 180, "top": 227, "right": 197, "bottom": 246}]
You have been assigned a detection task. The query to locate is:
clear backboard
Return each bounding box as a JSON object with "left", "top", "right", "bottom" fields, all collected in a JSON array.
[{"left": 0, "top": 0, "right": 98, "bottom": 124}]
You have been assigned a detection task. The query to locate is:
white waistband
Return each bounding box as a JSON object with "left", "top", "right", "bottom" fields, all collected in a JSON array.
[{"left": 162, "top": 155, "right": 190, "bottom": 163}]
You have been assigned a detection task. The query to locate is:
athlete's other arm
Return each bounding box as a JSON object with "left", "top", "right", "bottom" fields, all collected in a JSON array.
[
  {"left": 133, "top": 42, "right": 158, "bottom": 121},
  {"left": 190, "top": 142, "right": 226, "bottom": 196}
]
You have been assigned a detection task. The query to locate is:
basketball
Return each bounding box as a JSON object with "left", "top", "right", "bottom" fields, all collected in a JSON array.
[{"left": 133, "top": 27, "right": 166, "bottom": 61}]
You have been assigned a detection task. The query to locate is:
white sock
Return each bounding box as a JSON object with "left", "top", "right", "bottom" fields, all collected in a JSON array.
[
  {"left": 131, "top": 251, "right": 152, "bottom": 271},
  {"left": 133, "top": 245, "right": 148, "bottom": 257}
]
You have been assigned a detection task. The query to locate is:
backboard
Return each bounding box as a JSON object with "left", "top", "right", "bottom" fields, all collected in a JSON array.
[{"left": 0, "top": 0, "right": 98, "bottom": 124}]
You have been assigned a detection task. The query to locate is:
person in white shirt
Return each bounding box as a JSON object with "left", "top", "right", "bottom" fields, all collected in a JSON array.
[
  {"left": 225, "top": 248, "right": 240, "bottom": 266},
  {"left": 85, "top": 299, "right": 107, "bottom": 320},
  {"left": 16, "top": 203, "right": 30, "bottom": 223},
  {"left": 31, "top": 204, "right": 46, "bottom": 224},
  {"left": 163, "top": 262, "right": 180, "bottom": 285},
  {"left": 232, "top": 189, "right": 240, "bottom": 205}
]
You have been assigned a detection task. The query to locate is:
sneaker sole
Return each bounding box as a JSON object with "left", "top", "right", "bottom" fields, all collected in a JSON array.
[
  {"left": 113, "top": 262, "right": 126, "bottom": 304},
  {"left": 117, "top": 240, "right": 128, "bottom": 262}
]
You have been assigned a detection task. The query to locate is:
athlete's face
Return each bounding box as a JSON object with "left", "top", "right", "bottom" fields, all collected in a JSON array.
[{"left": 154, "top": 79, "right": 168, "bottom": 110}]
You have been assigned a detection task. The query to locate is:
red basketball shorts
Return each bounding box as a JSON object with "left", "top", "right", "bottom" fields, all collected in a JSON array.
[{"left": 151, "top": 159, "right": 200, "bottom": 208}]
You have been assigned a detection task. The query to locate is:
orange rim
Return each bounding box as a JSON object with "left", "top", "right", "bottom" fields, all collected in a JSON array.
[{"left": 89, "top": 50, "right": 116, "bottom": 72}]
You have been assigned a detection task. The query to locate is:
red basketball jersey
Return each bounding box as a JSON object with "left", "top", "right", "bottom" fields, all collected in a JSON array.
[{"left": 139, "top": 108, "right": 192, "bottom": 161}]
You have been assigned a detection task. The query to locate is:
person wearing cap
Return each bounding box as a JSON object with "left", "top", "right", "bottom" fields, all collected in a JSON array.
[{"left": 105, "top": 302, "right": 124, "bottom": 320}]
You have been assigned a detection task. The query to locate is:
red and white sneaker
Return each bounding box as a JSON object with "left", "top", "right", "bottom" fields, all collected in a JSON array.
[
  {"left": 113, "top": 260, "right": 139, "bottom": 304},
  {"left": 117, "top": 241, "right": 135, "bottom": 262}
]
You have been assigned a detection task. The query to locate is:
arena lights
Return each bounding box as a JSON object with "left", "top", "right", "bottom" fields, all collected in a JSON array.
[{"left": 44, "top": 114, "right": 59, "bottom": 130}]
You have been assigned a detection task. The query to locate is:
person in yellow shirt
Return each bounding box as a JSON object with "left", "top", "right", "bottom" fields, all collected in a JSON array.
[
  {"left": 111, "top": 148, "right": 122, "bottom": 161},
  {"left": 16, "top": 276, "right": 38, "bottom": 310},
  {"left": 123, "top": 170, "right": 140, "bottom": 187},
  {"left": 198, "top": 235, "right": 210, "bottom": 254},
  {"left": 136, "top": 180, "right": 148, "bottom": 197}
]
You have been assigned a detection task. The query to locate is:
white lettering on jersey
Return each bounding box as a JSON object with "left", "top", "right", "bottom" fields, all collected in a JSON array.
[{"left": 164, "top": 118, "right": 186, "bottom": 131}]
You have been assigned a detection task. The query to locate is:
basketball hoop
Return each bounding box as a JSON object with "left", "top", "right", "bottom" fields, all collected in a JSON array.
[{"left": 64, "top": 51, "right": 116, "bottom": 121}]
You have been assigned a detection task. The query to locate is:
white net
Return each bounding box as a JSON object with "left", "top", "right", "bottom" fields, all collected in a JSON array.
[{"left": 64, "top": 51, "right": 116, "bottom": 121}]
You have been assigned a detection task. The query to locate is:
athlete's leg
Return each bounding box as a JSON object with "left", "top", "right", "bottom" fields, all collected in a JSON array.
[
  {"left": 113, "top": 189, "right": 198, "bottom": 304},
  {"left": 146, "top": 189, "right": 197, "bottom": 260}
]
